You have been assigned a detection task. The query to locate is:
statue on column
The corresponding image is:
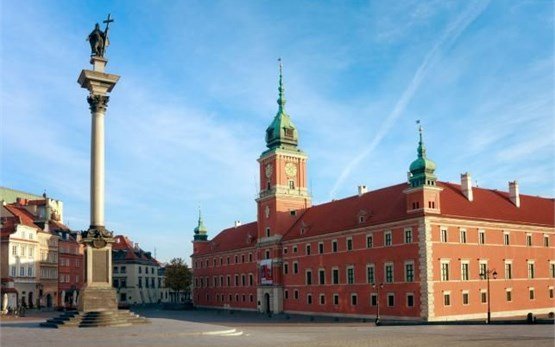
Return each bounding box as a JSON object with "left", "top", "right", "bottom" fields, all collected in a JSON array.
[{"left": 87, "top": 14, "right": 114, "bottom": 57}]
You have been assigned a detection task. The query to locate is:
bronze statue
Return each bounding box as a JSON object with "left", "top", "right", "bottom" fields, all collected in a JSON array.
[{"left": 87, "top": 14, "right": 113, "bottom": 57}]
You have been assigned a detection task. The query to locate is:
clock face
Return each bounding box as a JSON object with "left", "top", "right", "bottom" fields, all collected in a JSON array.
[
  {"left": 265, "top": 164, "right": 273, "bottom": 178},
  {"left": 285, "top": 162, "right": 297, "bottom": 177}
]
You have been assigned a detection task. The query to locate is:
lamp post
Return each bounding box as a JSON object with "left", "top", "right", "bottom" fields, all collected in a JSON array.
[
  {"left": 480, "top": 268, "right": 497, "bottom": 324},
  {"left": 372, "top": 283, "right": 384, "bottom": 325}
]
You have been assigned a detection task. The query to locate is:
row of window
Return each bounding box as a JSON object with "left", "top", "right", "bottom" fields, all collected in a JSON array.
[
  {"left": 284, "top": 229, "right": 414, "bottom": 256},
  {"left": 40, "top": 268, "right": 58, "bottom": 279},
  {"left": 113, "top": 265, "right": 157, "bottom": 274},
  {"left": 10, "top": 265, "right": 34, "bottom": 277},
  {"left": 439, "top": 260, "right": 555, "bottom": 281},
  {"left": 285, "top": 262, "right": 416, "bottom": 285},
  {"left": 11, "top": 244, "right": 36, "bottom": 258},
  {"left": 59, "top": 258, "right": 80, "bottom": 267},
  {"left": 15, "top": 231, "right": 35, "bottom": 240},
  {"left": 59, "top": 274, "right": 79, "bottom": 283},
  {"left": 194, "top": 253, "right": 254, "bottom": 269},
  {"left": 284, "top": 291, "right": 413, "bottom": 308},
  {"left": 196, "top": 273, "right": 255, "bottom": 288},
  {"left": 442, "top": 287, "right": 554, "bottom": 306},
  {"left": 440, "top": 228, "right": 551, "bottom": 247}
]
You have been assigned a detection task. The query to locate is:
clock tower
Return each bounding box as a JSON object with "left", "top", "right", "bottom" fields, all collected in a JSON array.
[{"left": 256, "top": 61, "right": 311, "bottom": 241}]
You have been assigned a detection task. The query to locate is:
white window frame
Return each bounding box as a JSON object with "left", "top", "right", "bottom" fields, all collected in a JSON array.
[
  {"left": 404, "top": 228, "right": 413, "bottom": 244},
  {"left": 462, "top": 291, "right": 469, "bottom": 305},
  {"left": 384, "top": 262, "right": 394, "bottom": 283},
  {"left": 460, "top": 261, "right": 470, "bottom": 281},
  {"left": 384, "top": 230, "right": 392, "bottom": 246},
  {"left": 406, "top": 292, "right": 414, "bottom": 308},
  {"left": 478, "top": 229, "right": 486, "bottom": 244},
  {"left": 504, "top": 260, "right": 513, "bottom": 280},
  {"left": 443, "top": 291, "right": 451, "bottom": 306},
  {"left": 404, "top": 260, "right": 415, "bottom": 282},
  {"left": 366, "top": 263, "right": 375, "bottom": 284},
  {"left": 440, "top": 260, "right": 450, "bottom": 281},
  {"left": 346, "top": 265, "right": 355, "bottom": 284},
  {"left": 440, "top": 227, "right": 448, "bottom": 243},
  {"left": 459, "top": 228, "right": 467, "bottom": 244}
]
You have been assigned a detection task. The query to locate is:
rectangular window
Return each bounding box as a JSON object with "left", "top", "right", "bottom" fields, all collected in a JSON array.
[
  {"left": 293, "top": 245, "right": 298, "bottom": 253},
  {"left": 441, "top": 262, "right": 450, "bottom": 281},
  {"left": 407, "top": 294, "right": 414, "bottom": 307},
  {"left": 351, "top": 294, "right": 357, "bottom": 306},
  {"left": 249, "top": 274, "right": 254, "bottom": 286},
  {"left": 462, "top": 292, "right": 469, "bottom": 305},
  {"left": 293, "top": 262, "right": 299, "bottom": 274},
  {"left": 366, "top": 235, "right": 373, "bottom": 248},
  {"left": 529, "top": 288, "right": 535, "bottom": 300},
  {"left": 307, "top": 294, "right": 312, "bottom": 305},
  {"left": 284, "top": 290, "right": 289, "bottom": 299},
  {"left": 332, "top": 268, "right": 339, "bottom": 284},
  {"left": 441, "top": 228, "right": 448, "bottom": 243},
  {"left": 235, "top": 275, "right": 239, "bottom": 286},
  {"left": 479, "top": 262, "right": 487, "bottom": 278},
  {"left": 319, "top": 294, "right": 325, "bottom": 305},
  {"left": 505, "top": 262, "right": 512, "bottom": 279},
  {"left": 294, "top": 290, "right": 299, "bottom": 300},
  {"left": 333, "top": 294, "right": 339, "bottom": 305},
  {"left": 306, "top": 244, "right": 311, "bottom": 255},
  {"left": 12, "top": 245, "right": 17, "bottom": 256},
  {"left": 549, "top": 288, "right": 554, "bottom": 299},
  {"left": 306, "top": 270, "right": 312, "bottom": 285},
  {"left": 384, "top": 231, "right": 392, "bottom": 246},
  {"left": 284, "top": 263, "right": 289, "bottom": 274},
  {"left": 551, "top": 263, "right": 555, "bottom": 278},
  {"left": 347, "top": 267, "right": 355, "bottom": 284},
  {"left": 481, "top": 291, "right": 487, "bottom": 303},
  {"left": 443, "top": 293, "right": 451, "bottom": 306},
  {"left": 332, "top": 240, "right": 338, "bottom": 253},
  {"left": 526, "top": 234, "right": 532, "bottom": 246},
  {"left": 405, "top": 262, "right": 414, "bottom": 282},
  {"left": 461, "top": 263, "right": 469, "bottom": 281},
  {"left": 346, "top": 237, "right": 353, "bottom": 251},
  {"left": 504, "top": 232, "right": 510, "bottom": 245},
  {"left": 319, "top": 269, "right": 325, "bottom": 285},
  {"left": 385, "top": 263, "right": 394, "bottom": 283},
  {"left": 460, "top": 229, "right": 467, "bottom": 244},
  {"left": 528, "top": 262, "right": 535, "bottom": 279},
  {"left": 318, "top": 242, "right": 324, "bottom": 254},
  {"left": 544, "top": 235, "right": 550, "bottom": 247},
  {"left": 506, "top": 289, "right": 512, "bottom": 302},
  {"left": 370, "top": 293, "right": 377, "bottom": 306},
  {"left": 479, "top": 230, "right": 485, "bottom": 244},
  {"left": 20, "top": 267, "right": 24, "bottom": 276},
  {"left": 405, "top": 229, "right": 413, "bottom": 243},
  {"left": 367, "top": 264, "right": 375, "bottom": 284},
  {"left": 387, "top": 293, "right": 395, "bottom": 307}
]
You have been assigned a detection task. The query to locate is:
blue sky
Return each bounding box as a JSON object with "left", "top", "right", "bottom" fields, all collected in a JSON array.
[{"left": 1, "top": 0, "right": 553, "bottom": 264}]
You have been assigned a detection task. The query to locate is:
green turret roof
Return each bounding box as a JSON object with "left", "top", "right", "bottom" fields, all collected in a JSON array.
[
  {"left": 409, "top": 124, "right": 437, "bottom": 188},
  {"left": 265, "top": 60, "right": 299, "bottom": 151},
  {"left": 193, "top": 209, "right": 208, "bottom": 241}
]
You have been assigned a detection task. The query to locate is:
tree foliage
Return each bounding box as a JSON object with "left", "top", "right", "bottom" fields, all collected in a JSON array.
[{"left": 164, "top": 258, "right": 192, "bottom": 293}]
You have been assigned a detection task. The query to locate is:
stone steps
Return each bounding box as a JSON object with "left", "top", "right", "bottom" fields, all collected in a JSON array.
[{"left": 40, "top": 309, "right": 150, "bottom": 328}]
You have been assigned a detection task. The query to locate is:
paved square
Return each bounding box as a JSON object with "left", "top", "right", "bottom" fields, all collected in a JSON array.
[{"left": 1, "top": 308, "right": 554, "bottom": 347}]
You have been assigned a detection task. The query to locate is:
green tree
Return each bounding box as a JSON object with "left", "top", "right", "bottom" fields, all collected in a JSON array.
[{"left": 164, "top": 258, "right": 192, "bottom": 301}]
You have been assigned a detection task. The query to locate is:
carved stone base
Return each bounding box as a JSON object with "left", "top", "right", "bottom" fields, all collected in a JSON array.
[{"left": 78, "top": 286, "right": 117, "bottom": 312}]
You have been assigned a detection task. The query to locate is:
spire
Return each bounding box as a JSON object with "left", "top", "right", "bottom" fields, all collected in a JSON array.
[
  {"left": 277, "top": 58, "right": 286, "bottom": 111},
  {"left": 193, "top": 207, "right": 208, "bottom": 241},
  {"left": 265, "top": 58, "right": 299, "bottom": 151},
  {"left": 409, "top": 120, "right": 437, "bottom": 188}
]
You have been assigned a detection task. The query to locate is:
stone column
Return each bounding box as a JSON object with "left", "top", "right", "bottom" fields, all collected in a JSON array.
[
  {"left": 88, "top": 94, "right": 108, "bottom": 230},
  {"left": 77, "top": 56, "right": 120, "bottom": 312}
]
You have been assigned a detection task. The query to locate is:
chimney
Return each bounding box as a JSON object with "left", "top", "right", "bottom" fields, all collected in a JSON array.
[
  {"left": 234, "top": 220, "right": 241, "bottom": 228},
  {"left": 461, "top": 172, "right": 473, "bottom": 201},
  {"left": 358, "top": 185, "right": 367, "bottom": 196},
  {"left": 509, "top": 181, "right": 520, "bottom": 207}
]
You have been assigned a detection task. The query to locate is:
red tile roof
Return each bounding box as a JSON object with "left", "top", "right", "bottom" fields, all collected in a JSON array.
[
  {"left": 3, "top": 205, "right": 40, "bottom": 229},
  {"left": 113, "top": 235, "right": 161, "bottom": 265},
  {"left": 200, "top": 181, "right": 554, "bottom": 248},
  {"left": 195, "top": 221, "right": 258, "bottom": 255},
  {"left": 439, "top": 182, "right": 554, "bottom": 226}
]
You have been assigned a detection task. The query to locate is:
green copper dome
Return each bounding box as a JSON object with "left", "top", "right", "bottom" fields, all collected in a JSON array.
[
  {"left": 193, "top": 209, "right": 208, "bottom": 241},
  {"left": 265, "top": 61, "right": 299, "bottom": 150},
  {"left": 409, "top": 125, "right": 437, "bottom": 188}
]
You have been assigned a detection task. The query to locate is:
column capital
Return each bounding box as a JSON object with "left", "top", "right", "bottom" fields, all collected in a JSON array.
[{"left": 87, "top": 94, "right": 110, "bottom": 113}]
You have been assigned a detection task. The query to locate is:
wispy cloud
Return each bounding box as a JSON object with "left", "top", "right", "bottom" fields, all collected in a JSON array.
[{"left": 329, "top": 0, "right": 491, "bottom": 199}]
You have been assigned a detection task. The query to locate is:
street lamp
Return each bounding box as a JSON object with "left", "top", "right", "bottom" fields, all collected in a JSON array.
[
  {"left": 372, "top": 283, "right": 384, "bottom": 325},
  {"left": 480, "top": 268, "right": 497, "bottom": 324}
]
